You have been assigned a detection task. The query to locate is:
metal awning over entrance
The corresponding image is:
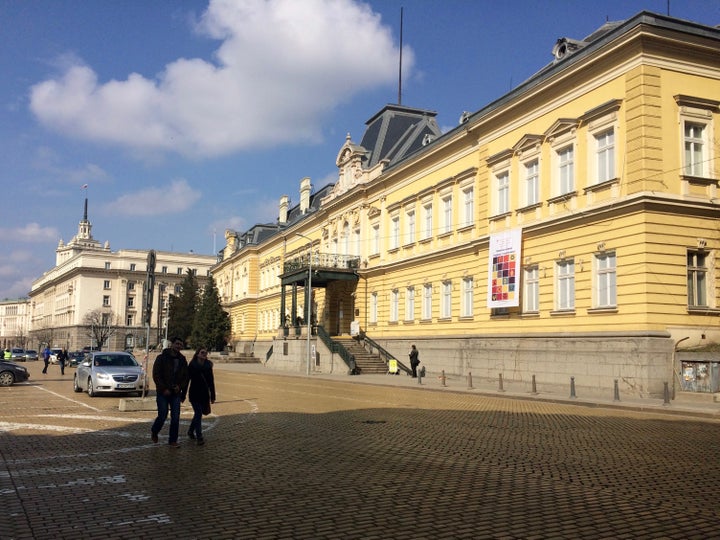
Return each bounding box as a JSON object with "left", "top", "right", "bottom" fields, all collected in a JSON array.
[{"left": 280, "top": 253, "right": 360, "bottom": 288}]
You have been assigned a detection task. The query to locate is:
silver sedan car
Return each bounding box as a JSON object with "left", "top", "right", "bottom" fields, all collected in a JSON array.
[{"left": 73, "top": 351, "right": 146, "bottom": 397}]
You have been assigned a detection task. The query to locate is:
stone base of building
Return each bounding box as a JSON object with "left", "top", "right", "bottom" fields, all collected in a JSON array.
[{"left": 374, "top": 331, "right": 675, "bottom": 400}]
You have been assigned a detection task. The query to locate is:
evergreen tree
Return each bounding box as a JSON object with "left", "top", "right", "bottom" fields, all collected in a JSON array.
[
  {"left": 191, "top": 276, "right": 231, "bottom": 351},
  {"left": 167, "top": 269, "right": 199, "bottom": 345}
]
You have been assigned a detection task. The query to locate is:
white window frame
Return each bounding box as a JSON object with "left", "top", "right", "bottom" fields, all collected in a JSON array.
[
  {"left": 370, "top": 292, "right": 378, "bottom": 324},
  {"left": 523, "top": 159, "right": 540, "bottom": 207},
  {"left": 594, "top": 251, "right": 617, "bottom": 308},
  {"left": 405, "top": 286, "right": 415, "bottom": 321},
  {"left": 422, "top": 200, "right": 433, "bottom": 240},
  {"left": 390, "top": 214, "right": 400, "bottom": 250},
  {"left": 555, "top": 259, "right": 575, "bottom": 311},
  {"left": 422, "top": 284, "right": 432, "bottom": 320},
  {"left": 684, "top": 121, "right": 707, "bottom": 177},
  {"left": 390, "top": 289, "right": 399, "bottom": 322},
  {"left": 441, "top": 281, "right": 452, "bottom": 319},
  {"left": 557, "top": 145, "right": 575, "bottom": 195},
  {"left": 495, "top": 171, "right": 510, "bottom": 215},
  {"left": 594, "top": 128, "right": 615, "bottom": 184},
  {"left": 371, "top": 223, "right": 380, "bottom": 255},
  {"left": 523, "top": 265, "right": 539, "bottom": 313},
  {"left": 405, "top": 208, "right": 415, "bottom": 245},
  {"left": 440, "top": 194, "right": 453, "bottom": 234},
  {"left": 461, "top": 184, "right": 474, "bottom": 227},
  {"left": 102, "top": 295, "right": 110, "bottom": 307},
  {"left": 461, "top": 277, "right": 473, "bottom": 317}
]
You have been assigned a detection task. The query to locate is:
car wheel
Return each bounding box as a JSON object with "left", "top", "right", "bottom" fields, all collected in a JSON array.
[
  {"left": 0, "top": 371, "right": 14, "bottom": 386},
  {"left": 87, "top": 378, "right": 96, "bottom": 397},
  {"left": 73, "top": 374, "right": 82, "bottom": 393}
]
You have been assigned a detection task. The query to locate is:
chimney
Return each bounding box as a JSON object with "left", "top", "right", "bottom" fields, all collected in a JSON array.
[
  {"left": 279, "top": 195, "right": 289, "bottom": 224},
  {"left": 300, "top": 177, "right": 312, "bottom": 214}
]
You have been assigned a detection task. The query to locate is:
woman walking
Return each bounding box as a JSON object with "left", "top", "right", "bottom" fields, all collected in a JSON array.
[{"left": 187, "top": 347, "right": 216, "bottom": 446}]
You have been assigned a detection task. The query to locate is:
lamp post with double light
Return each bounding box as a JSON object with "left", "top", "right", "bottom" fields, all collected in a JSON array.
[{"left": 296, "top": 233, "right": 313, "bottom": 376}]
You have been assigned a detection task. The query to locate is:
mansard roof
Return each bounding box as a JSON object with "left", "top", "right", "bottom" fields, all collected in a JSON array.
[{"left": 359, "top": 104, "right": 441, "bottom": 168}]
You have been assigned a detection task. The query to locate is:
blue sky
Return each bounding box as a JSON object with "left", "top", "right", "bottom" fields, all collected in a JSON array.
[{"left": 1, "top": 0, "right": 718, "bottom": 300}]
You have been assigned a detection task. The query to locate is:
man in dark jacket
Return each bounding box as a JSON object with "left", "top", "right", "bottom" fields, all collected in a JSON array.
[{"left": 150, "top": 337, "right": 189, "bottom": 447}]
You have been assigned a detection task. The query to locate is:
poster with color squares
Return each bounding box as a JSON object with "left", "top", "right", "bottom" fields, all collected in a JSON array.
[{"left": 487, "top": 229, "right": 521, "bottom": 308}]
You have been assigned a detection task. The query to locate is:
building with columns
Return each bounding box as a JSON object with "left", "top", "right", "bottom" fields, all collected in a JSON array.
[
  {"left": 216, "top": 12, "right": 720, "bottom": 398},
  {"left": 28, "top": 198, "right": 215, "bottom": 351},
  {"left": 0, "top": 298, "right": 31, "bottom": 350}
]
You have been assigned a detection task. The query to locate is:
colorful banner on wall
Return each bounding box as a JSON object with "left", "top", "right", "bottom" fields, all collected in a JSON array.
[{"left": 487, "top": 228, "right": 522, "bottom": 308}]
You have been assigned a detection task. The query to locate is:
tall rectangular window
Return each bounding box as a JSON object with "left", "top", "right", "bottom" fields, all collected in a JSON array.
[
  {"left": 441, "top": 195, "right": 452, "bottom": 234},
  {"left": 422, "top": 284, "right": 432, "bottom": 320},
  {"left": 595, "top": 252, "right": 617, "bottom": 308},
  {"left": 102, "top": 295, "right": 110, "bottom": 307},
  {"left": 390, "top": 289, "right": 399, "bottom": 322},
  {"left": 555, "top": 259, "right": 575, "bottom": 310},
  {"left": 390, "top": 216, "right": 400, "bottom": 249},
  {"left": 370, "top": 292, "right": 378, "bottom": 323},
  {"left": 596, "top": 129, "right": 615, "bottom": 183},
  {"left": 558, "top": 145, "right": 574, "bottom": 194},
  {"left": 525, "top": 160, "right": 539, "bottom": 206},
  {"left": 461, "top": 277, "right": 473, "bottom": 317},
  {"left": 127, "top": 296, "right": 135, "bottom": 307},
  {"left": 405, "top": 287, "right": 415, "bottom": 321},
  {"left": 372, "top": 223, "right": 380, "bottom": 255},
  {"left": 405, "top": 210, "right": 415, "bottom": 245},
  {"left": 441, "top": 281, "right": 452, "bottom": 319},
  {"left": 496, "top": 172, "right": 509, "bottom": 214},
  {"left": 687, "top": 251, "right": 708, "bottom": 307},
  {"left": 126, "top": 314, "right": 133, "bottom": 326},
  {"left": 462, "top": 186, "right": 474, "bottom": 227},
  {"left": 130, "top": 263, "right": 136, "bottom": 271},
  {"left": 684, "top": 122, "right": 706, "bottom": 176},
  {"left": 422, "top": 202, "right": 433, "bottom": 239},
  {"left": 103, "top": 280, "right": 111, "bottom": 289},
  {"left": 523, "top": 265, "right": 539, "bottom": 313},
  {"left": 104, "top": 262, "right": 111, "bottom": 270}
]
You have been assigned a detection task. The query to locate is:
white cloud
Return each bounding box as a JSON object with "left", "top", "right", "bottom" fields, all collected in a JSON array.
[
  {"left": 29, "top": 0, "right": 409, "bottom": 158},
  {"left": 101, "top": 179, "right": 201, "bottom": 216},
  {"left": 0, "top": 224, "right": 59, "bottom": 243}
]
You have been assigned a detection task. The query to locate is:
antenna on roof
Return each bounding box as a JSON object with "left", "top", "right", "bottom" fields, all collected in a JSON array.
[{"left": 398, "top": 7, "right": 403, "bottom": 106}]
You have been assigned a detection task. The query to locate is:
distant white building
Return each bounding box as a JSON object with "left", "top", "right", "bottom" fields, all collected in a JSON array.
[
  {"left": 0, "top": 298, "right": 31, "bottom": 349},
  {"left": 29, "top": 198, "right": 216, "bottom": 351}
]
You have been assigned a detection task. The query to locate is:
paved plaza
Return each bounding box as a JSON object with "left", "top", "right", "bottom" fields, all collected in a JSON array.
[{"left": 1, "top": 363, "right": 719, "bottom": 539}]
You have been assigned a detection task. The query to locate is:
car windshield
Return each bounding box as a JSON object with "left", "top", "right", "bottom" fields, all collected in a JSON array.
[{"left": 93, "top": 355, "right": 139, "bottom": 367}]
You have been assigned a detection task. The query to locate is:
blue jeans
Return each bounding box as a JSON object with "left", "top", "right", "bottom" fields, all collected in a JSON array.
[
  {"left": 188, "top": 400, "right": 204, "bottom": 440},
  {"left": 151, "top": 392, "right": 182, "bottom": 443}
]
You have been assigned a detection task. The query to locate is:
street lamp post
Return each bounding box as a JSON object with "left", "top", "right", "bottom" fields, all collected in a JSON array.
[{"left": 296, "top": 233, "right": 313, "bottom": 376}]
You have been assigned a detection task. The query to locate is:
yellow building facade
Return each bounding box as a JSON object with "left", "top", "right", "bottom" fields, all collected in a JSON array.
[{"left": 214, "top": 12, "right": 720, "bottom": 398}]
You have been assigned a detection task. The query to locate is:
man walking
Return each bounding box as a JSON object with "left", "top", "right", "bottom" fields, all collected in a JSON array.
[
  {"left": 150, "top": 337, "right": 189, "bottom": 448},
  {"left": 42, "top": 346, "right": 51, "bottom": 374}
]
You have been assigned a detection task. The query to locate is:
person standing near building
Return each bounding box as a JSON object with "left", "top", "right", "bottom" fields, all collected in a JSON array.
[
  {"left": 187, "top": 347, "right": 216, "bottom": 446},
  {"left": 3, "top": 348, "right": 10, "bottom": 360},
  {"left": 409, "top": 344, "right": 420, "bottom": 378},
  {"left": 150, "top": 337, "right": 189, "bottom": 448},
  {"left": 57, "top": 348, "right": 68, "bottom": 375},
  {"left": 42, "top": 346, "right": 51, "bottom": 374}
]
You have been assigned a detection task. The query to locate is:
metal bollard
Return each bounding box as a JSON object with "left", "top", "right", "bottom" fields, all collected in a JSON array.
[
  {"left": 498, "top": 373, "right": 505, "bottom": 392},
  {"left": 663, "top": 381, "right": 670, "bottom": 406},
  {"left": 531, "top": 374, "right": 537, "bottom": 394},
  {"left": 417, "top": 369, "right": 422, "bottom": 385},
  {"left": 467, "top": 371, "right": 473, "bottom": 389},
  {"left": 440, "top": 370, "right": 446, "bottom": 387},
  {"left": 570, "top": 376, "right": 576, "bottom": 399},
  {"left": 613, "top": 379, "right": 620, "bottom": 402}
]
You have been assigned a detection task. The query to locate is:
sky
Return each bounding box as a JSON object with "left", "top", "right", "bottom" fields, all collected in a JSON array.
[{"left": 1, "top": 0, "right": 719, "bottom": 300}]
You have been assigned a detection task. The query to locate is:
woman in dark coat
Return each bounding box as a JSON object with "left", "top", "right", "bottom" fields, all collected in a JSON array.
[{"left": 187, "top": 347, "right": 216, "bottom": 445}]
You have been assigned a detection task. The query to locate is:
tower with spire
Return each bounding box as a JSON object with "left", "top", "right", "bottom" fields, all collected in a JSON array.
[{"left": 56, "top": 195, "right": 109, "bottom": 266}]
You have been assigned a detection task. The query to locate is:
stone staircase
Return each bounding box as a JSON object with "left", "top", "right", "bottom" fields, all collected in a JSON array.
[
  {"left": 333, "top": 337, "right": 388, "bottom": 374},
  {"left": 210, "top": 352, "right": 261, "bottom": 364}
]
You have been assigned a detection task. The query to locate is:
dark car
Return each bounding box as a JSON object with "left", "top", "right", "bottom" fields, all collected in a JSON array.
[
  {"left": 0, "top": 359, "right": 30, "bottom": 386},
  {"left": 24, "top": 350, "right": 39, "bottom": 361},
  {"left": 68, "top": 351, "right": 85, "bottom": 367},
  {"left": 10, "top": 348, "right": 26, "bottom": 361}
]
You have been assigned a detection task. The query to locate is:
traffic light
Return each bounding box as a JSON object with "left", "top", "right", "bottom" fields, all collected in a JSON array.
[{"left": 144, "top": 250, "right": 156, "bottom": 326}]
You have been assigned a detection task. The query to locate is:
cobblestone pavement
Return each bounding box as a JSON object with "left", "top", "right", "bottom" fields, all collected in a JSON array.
[{"left": 1, "top": 364, "right": 719, "bottom": 539}]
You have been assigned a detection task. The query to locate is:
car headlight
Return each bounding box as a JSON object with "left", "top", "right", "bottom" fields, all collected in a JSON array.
[
  {"left": 16, "top": 366, "right": 27, "bottom": 373},
  {"left": 96, "top": 372, "right": 111, "bottom": 380}
]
